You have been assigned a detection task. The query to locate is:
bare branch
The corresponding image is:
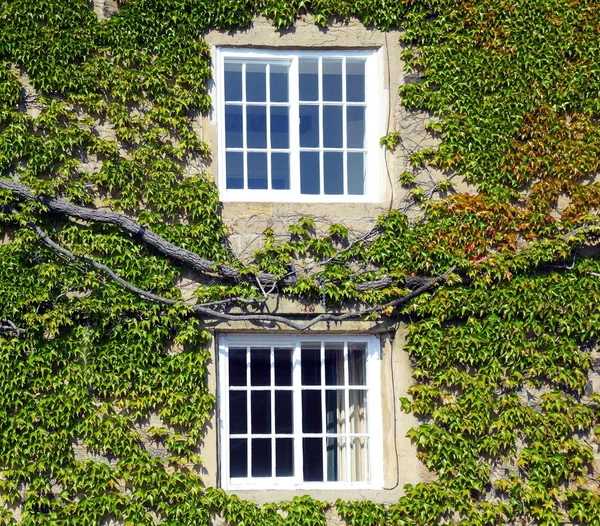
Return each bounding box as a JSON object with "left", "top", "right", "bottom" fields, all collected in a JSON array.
[
  {"left": 27, "top": 221, "right": 453, "bottom": 331},
  {"left": 0, "top": 319, "right": 25, "bottom": 337}
]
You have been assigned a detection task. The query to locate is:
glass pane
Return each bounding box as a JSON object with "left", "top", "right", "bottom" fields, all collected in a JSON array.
[
  {"left": 326, "top": 390, "right": 345, "bottom": 434},
  {"left": 350, "top": 438, "right": 368, "bottom": 482},
  {"left": 274, "top": 348, "right": 292, "bottom": 386},
  {"left": 300, "top": 152, "right": 320, "bottom": 195},
  {"left": 271, "top": 153, "right": 290, "bottom": 190},
  {"left": 300, "top": 105, "right": 319, "bottom": 148},
  {"left": 230, "top": 438, "right": 247, "bottom": 478},
  {"left": 246, "top": 105, "right": 267, "bottom": 149},
  {"left": 246, "top": 63, "right": 266, "bottom": 102},
  {"left": 348, "top": 343, "right": 367, "bottom": 385},
  {"left": 323, "top": 106, "right": 343, "bottom": 148},
  {"left": 276, "top": 438, "right": 294, "bottom": 477},
  {"left": 323, "top": 59, "right": 342, "bottom": 101},
  {"left": 302, "top": 390, "right": 322, "bottom": 433},
  {"left": 247, "top": 152, "right": 268, "bottom": 190},
  {"left": 349, "top": 390, "right": 367, "bottom": 434},
  {"left": 229, "top": 391, "right": 247, "bottom": 434},
  {"left": 224, "top": 62, "right": 242, "bottom": 102},
  {"left": 303, "top": 438, "right": 323, "bottom": 481},
  {"left": 252, "top": 438, "right": 272, "bottom": 477},
  {"left": 299, "top": 59, "right": 318, "bottom": 101},
  {"left": 225, "top": 105, "right": 243, "bottom": 148},
  {"left": 275, "top": 391, "right": 293, "bottom": 434},
  {"left": 301, "top": 346, "right": 321, "bottom": 385},
  {"left": 325, "top": 343, "right": 344, "bottom": 385},
  {"left": 270, "top": 64, "right": 289, "bottom": 102},
  {"left": 229, "top": 348, "right": 247, "bottom": 386},
  {"left": 347, "top": 152, "right": 365, "bottom": 196},
  {"left": 346, "top": 59, "right": 365, "bottom": 102},
  {"left": 327, "top": 437, "right": 346, "bottom": 482},
  {"left": 347, "top": 106, "right": 365, "bottom": 148},
  {"left": 251, "top": 348, "right": 270, "bottom": 386},
  {"left": 270, "top": 106, "right": 289, "bottom": 149},
  {"left": 324, "top": 152, "right": 343, "bottom": 195},
  {"left": 226, "top": 152, "right": 244, "bottom": 190},
  {"left": 251, "top": 391, "right": 271, "bottom": 434}
]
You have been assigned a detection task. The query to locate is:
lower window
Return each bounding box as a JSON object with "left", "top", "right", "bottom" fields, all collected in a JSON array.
[{"left": 218, "top": 334, "right": 383, "bottom": 489}]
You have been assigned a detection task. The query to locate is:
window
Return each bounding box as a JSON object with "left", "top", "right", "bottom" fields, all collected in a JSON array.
[
  {"left": 218, "top": 335, "right": 383, "bottom": 489},
  {"left": 215, "top": 48, "right": 383, "bottom": 203}
]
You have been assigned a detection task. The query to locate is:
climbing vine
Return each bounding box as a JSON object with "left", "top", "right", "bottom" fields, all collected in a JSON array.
[{"left": 1, "top": 0, "right": 600, "bottom": 524}]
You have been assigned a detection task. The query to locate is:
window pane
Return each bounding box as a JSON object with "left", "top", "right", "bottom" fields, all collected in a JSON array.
[
  {"left": 323, "top": 106, "right": 343, "bottom": 148},
  {"left": 230, "top": 438, "right": 247, "bottom": 478},
  {"left": 326, "top": 390, "right": 345, "bottom": 434},
  {"left": 322, "top": 59, "right": 342, "bottom": 102},
  {"left": 327, "top": 437, "right": 346, "bottom": 482},
  {"left": 229, "top": 348, "right": 247, "bottom": 386},
  {"left": 300, "top": 152, "right": 320, "bottom": 195},
  {"left": 348, "top": 343, "right": 367, "bottom": 385},
  {"left": 271, "top": 153, "right": 290, "bottom": 190},
  {"left": 229, "top": 391, "right": 247, "bottom": 434},
  {"left": 347, "top": 106, "right": 365, "bottom": 148},
  {"left": 300, "top": 105, "right": 319, "bottom": 148},
  {"left": 251, "top": 348, "right": 270, "bottom": 386},
  {"left": 303, "top": 438, "right": 323, "bottom": 481},
  {"left": 274, "top": 348, "right": 292, "bottom": 386},
  {"left": 247, "top": 152, "right": 268, "bottom": 190},
  {"left": 299, "top": 59, "right": 318, "bottom": 101},
  {"left": 302, "top": 390, "right": 322, "bottom": 433},
  {"left": 275, "top": 391, "right": 293, "bottom": 434},
  {"left": 324, "top": 152, "right": 343, "bottom": 195},
  {"left": 346, "top": 59, "right": 365, "bottom": 102},
  {"left": 226, "top": 152, "right": 244, "bottom": 190},
  {"left": 225, "top": 105, "right": 243, "bottom": 148},
  {"left": 349, "top": 390, "right": 367, "bottom": 434},
  {"left": 246, "top": 106, "right": 267, "bottom": 148},
  {"left": 270, "top": 106, "right": 289, "bottom": 149},
  {"left": 347, "top": 152, "right": 365, "bottom": 196},
  {"left": 276, "top": 438, "right": 294, "bottom": 477},
  {"left": 270, "top": 64, "right": 289, "bottom": 102},
  {"left": 251, "top": 391, "right": 271, "bottom": 434},
  {"left": 350, "top": 438, "right": 368, "bottom": 482},
  {"left": 224, "top": 62, "right": 242, "bottom": 102},
  {"left": 246, "top": 63, "right": 266, "bottom": 102},
  {"left": 301, "top": 346, "right": 321, "bottom": 385},
  {"left": 325, "top": 343, "right": 344, "bottom": 385},
  {"left": 252, "top": 438, "right": 272, "bottom": 477}
]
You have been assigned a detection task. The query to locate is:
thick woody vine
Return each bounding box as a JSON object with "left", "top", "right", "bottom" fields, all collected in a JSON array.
[{"left": 1, "top": 0, "right": 600, "bottom": 525}]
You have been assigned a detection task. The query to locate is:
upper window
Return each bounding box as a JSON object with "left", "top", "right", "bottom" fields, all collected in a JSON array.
[
  {"left": 215, "top": 48, "right": 383, "bottom": 203},
  {"left": 218, "top": 334, "right": 383, "bottom": 490}
]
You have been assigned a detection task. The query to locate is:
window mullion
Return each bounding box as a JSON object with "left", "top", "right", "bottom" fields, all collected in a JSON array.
[
  {"left": 266, "top": 63, "right": 272, "bottom": 191},
  {"left": 343, "top": 340, "right": 350, "bottom": 483},
  {"left": 270, "top": 345, "right": 275, "bottom": 477},
  {"left": 342, "top": 57, "right": 348, "bottom": 196},
  {"left": 320, "top": 340, "right": 326, "bottom": 482},
  {"left": 318, "top": 57, "right": 324, "bottom": 196},
  {"left": 293, "top": 340, "right": 303, "bottom": 484},
  {"left": 289, "top": 56, "right": 301, "bottom": 196},
  {"left": 246, "top": 345, "right": 251, "bottom": 478},
  {"left": 241, "top": 62, "right": 248, "bottom": 190}
]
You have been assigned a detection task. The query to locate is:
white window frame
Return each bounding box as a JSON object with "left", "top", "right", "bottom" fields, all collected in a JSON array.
[
  {"left": 218, "top": 333, "right": 384, "bottom": 490},
  {"left": 214, "top": 47, "right": 385, "bottom": 203}
]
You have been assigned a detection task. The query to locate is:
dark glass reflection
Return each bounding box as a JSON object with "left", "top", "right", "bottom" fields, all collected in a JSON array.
[
  {"left": 302, "top": 390, "right": 322, "bottom": 433},
  {"left": 275, "top": 391, "right": 293, "bottom": 433},
  {"left": 271, "top": 153, "right": 290, "bottom": 190},
  {"left": 301, "top": 347, "right": 320, "bottom": 385},
  {"left": 300, "top": 105, "right": 319, "bottom": 148},
  {"left": 251, "top": 348, "right": 270, "bottom": 386},
  {"left": 300, "top": 152, "right": 320, "bottom": 195},
  {"left": 274, "top": 348, "right": 292, "bottom": 386},
  {"left": 247, "top": 152, "right": 268, "bottom": 190},
  {"left": 252, "top": 438, "right": 272, "bottom": 477},
  {"left": 225, "top": 152, "right": 244, "bottom": 190},
  {"left": 303, "top": 438, "right": 323, "bottom": 481},
  {"left": 225, "top": 105, "right": 243, "bottom": 148},
  {"left": 324, "top": 152, "right": 343, "bottom": 195},
  {"left": 251, "top": 391, "right": 271, "bottom": 434},
  {"left": 230, "top": 438, "right": 247, "bottom": 477},
  {"left": 229, "top": 391, "right": 247, "bottom": 434},
  {"left": 276, "top": 438, "right": 294, "bottom": 477},
  {"left": 246, "top": 106, "right": 267, "bottom": 148},
  {"left": 229, "top": 348, "right": 247, "bottom": 386}
]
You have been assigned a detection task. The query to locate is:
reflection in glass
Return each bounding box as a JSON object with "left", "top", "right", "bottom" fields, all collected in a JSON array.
[
  {"left": 225, "top": 105, "right": 243, "bottom": 148},
  {"left": 349, "top": 343, "right": 367, "bottom": 385},
  {"left": 299, "top": 59, "right": 319, "bottom": 101},
  {"left": 226, "top": 152, "right": 244, "bottom": 190},
  {"left": 301, "top": 347, "right": 321, "bottom": 385},
  {"left": 270, "top": 106, "right": 289, "bottom": 149},
  {"left": 346, "top": 59, "right": 365, "bottom": 102},
  {"left": 246, "top": 106, "right": 267, "bottom": 148},
  {"left": 324, "top": 152, "right": 343, "bottom": 195},
  {"left": 349, "top": 390, "right": 367, "bottom": 434},
  {"left": 347, "top": 152, "right": 365, "bottom": 196},
  {"left": 229, "top": 348, "right": 247, "bottom": 386},
  {"left": 347, "top": 106, "right": 365, "bottom": 148},
  {"left": 302, "top": 390, "right": 322, "bottom": 433},
  {"left": 325, "top": 343, "right": 344, "bottom": 385},
  {"left": 350, "top": 438, "right": 368, "bottom": 482},
  {"left": 326, "top": 390, "right": 345, "bottom": 434},
  {"left": 252, "top": 438, "right": 272, "bottom": 477},
  {"left": 229, "top": 391, "right": 247, "bottom": 434},
  {"left": 271, "top": 153, "right": 290, "bottom": 190},
  {"left": 303, "top": 438, "right": 323, "bottom": 481},
  {"left": 246, "top": 63, "right": 266, "bottom": 102},
  {"left": 275, "top": 391, "right": 293, "bottom": 433},
  {"left": 251, "top": 391, "right": 271, "bottom": 434},
  {"left": 322, "top": 59, "right": 342, "bottom": 101},
  {"left": 276, "top": 438, "right": 294, "bottom": 477},
  {"left": 300, "top": 105, "right": 319, "bottom": 148},
  {"left": 300, "top": 152, "right": 320, "bottom": 195},
  {"left": 224, "top": 62, "right": 242, "bottom": 101},
  {"left": 323, "top": 106, "right": 343, "bottom": 148},
  {"left": 270, "top": 64, "right": 289, "bottom": 102},
  {"left": 327, "top": 437, "right": 346, "bottom": 482},
  {"left": 247, "top": 152, "right": 268, "bottom": 190},
  {"left": 274, "top": 348, "right": 292, "bottom": 386}
]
